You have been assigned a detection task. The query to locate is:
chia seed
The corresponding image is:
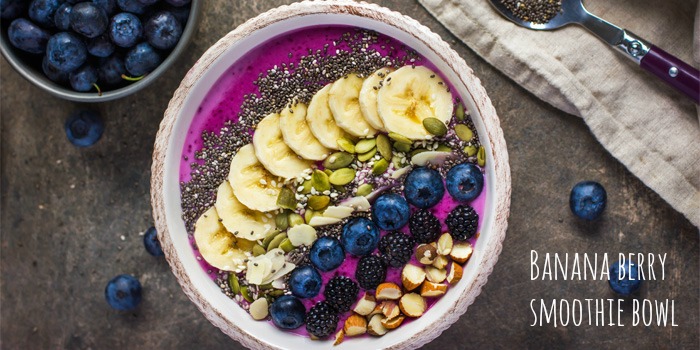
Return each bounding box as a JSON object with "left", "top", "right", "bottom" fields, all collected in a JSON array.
[{"left": 500, "top": 0, "right": 562, "bottom": 24}]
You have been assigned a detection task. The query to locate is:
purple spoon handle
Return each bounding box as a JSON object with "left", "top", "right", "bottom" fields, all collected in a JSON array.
[{"left": 639, "top": 46, "right": 700, "bottom": 104}]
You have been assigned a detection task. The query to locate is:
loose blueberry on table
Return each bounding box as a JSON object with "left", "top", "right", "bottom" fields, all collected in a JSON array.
[
  {"left": 105, "top": 274, "right": 142, "bottom": 310},
  {"left": 570, "top": 181, "right": 607, "bottom": 221},
  {"left": 4, "top": 0, "right": 191, "bottom": 94},
  {"left": 609, "top": 260, "right": 642, "bottom": 296},
  {"left": 181, "top": 29, "right": 487, "bottom": 344}
]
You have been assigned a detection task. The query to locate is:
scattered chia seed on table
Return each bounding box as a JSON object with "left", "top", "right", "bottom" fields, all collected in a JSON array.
[{"left": 500, "top": 0, "right": 562, "bottom": 24}]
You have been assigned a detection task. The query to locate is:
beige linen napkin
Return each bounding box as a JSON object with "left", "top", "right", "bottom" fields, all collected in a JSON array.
[{"left": 419, "top": 0, "right": 700, "bottom": 226}]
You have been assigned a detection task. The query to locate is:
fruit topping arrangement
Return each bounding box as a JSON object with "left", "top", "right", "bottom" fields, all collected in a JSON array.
[
  {"left": 180, "top": 29, "right": 487, "bottom": 343},
  {"left": 2, "top": 0, "right": 191, "bottom": 93}
]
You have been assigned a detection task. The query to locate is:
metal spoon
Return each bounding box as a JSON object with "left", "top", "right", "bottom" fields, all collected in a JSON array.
[{"left": 489, "top": 0, "right": 700, "bottom": 104}]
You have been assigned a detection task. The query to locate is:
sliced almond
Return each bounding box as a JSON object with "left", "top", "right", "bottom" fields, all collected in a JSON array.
[
  {"left": 399, "top": 293, "right": 427, "bottom": 318},
  {"left": 249, "top": 298, "right": 269, "bottom": 320},
  {"left": 401, "top": 264, "right": 426, "bottom": 291},
  {"left": 380, "top": 300, "right": 400, "bottom": 319},
  {"left": 369, "top": 303, "right": 384, "bottom": 317},
  {"left": 343, "top": 313, "right": 368, "bottom": 337},
  {"left": 381, "top": 315, "right": 405, "bottom": 329},
  {"left": 437, "top": 233, "right": 453, "bottom": 255},
  {"left": 415, "top": 243, "right": 437, "bottom": 265},
  {"left": 450, "top": 242, "right": 473, "bottom": 264},
  {"left": 287, "top": 224, "right": 317, "bottom": 246},
  {"left": 425, "top": 266, "right": 447, "bottom": 283},
  {"left": 432, "top": 255, "right": 449, "bottom": 270},
  {"left": 375, "top": 282, "right": 402, "bottom": 300},
  {"left": 447, "top": 261, "right": 464, "bottom": 285},
  {"left": 333, "top": 329, "right": 345, "bottom": 346},
  {"left": 353, "top": 292, "right": 377, "bottom": 316},
  {"left": 420, "top": 281, "right": 448, "bottom": 297},
  {"left": 367, "top": 314, "right": 388, "bottom": 336}
]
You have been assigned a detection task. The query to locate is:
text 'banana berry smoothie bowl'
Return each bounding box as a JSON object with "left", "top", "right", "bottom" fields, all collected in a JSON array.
[{"left": 152, "top": 2, "right": 510, "bottom": 349}]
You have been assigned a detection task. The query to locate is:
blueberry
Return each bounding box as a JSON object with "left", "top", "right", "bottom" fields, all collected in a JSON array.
[
  {"left": 143, "top": 226, "right": 164, "bottom": 256},
  {"left": 87, "top": 34, "right": 115, "bottom": 57},
  {"left": 105, "top": 274, "right": 142, "bottom": 310},
  {"left": 309, "top": 236, "right": 344, "bottom": 272},
  {"left": 92, "top": 0, "right": 116, "bottom": 15},
  {"left": 117, "top": 0, "right": 146, "bottom": 14},
  {"left": 137, "top": 0, "right": 158, "bottom": 5},
  {"left": 288, "top": 265, "right": 322, "bottom": 298},
  {"left": 70, "top": 2, "right": 108, "bottom": 38},
  {"left": 569, "top": 181, "right": 606, "bottom": 220},
  {"left": 1, "top": 0, "right": 28, "bottom": 20},
  {"left": 28, "top": 0, "right": 62, "bottom": 28},
  {"left": 52, "top": 3, "right": 72, "bottom": 30},
  {"left": 109, "top": 12, "right": 142, "bottom": 47},
  {"left": 404, "top": 167, "right": 445, "bottom": 209},
  {"left": 42, "top": 56, "right": 69, "bottom": 83},
  {"left": 65, "top": 110, "right": 104, "bottom": 147},
  {"left": 98, "top": 54, "right": 126, "bottom": 86},
  {"left": 165, "top": 0, "right": 190, "bottom": 7},
  {"left": 69, "top": 64, "right": 98, "bottom": 92},
  {"left": 124, "top": 42, "right": 161, "bottom": 76},
  {"left": 372, "top": 193, "right": 410, "bottom": 231},
  {"left": 167, "top": 5, "right": 190, "bottom": 25},
  {"left": 8, "top": 18, "right": 51, "bottom": 54},
  {"left": 341, "top": 217, "right": 380, "bottom": 257},
  {"left": 46, "top": 32, "right": 88, "bottom": 72},
  {"left": 269, "top": 295, "right": 306, "bottom": 330},
  {"left": 446, "top": 163, "right": 484, "bottom": 202},
  {"left": 609, "top": 260, "right": 641, "bottom": 296},
  {"left": 144, "top": 10, "right": 182, "bottom": 50}
]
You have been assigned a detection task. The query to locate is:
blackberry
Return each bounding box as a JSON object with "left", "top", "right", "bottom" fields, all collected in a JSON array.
[
  {"left": 305, "top": 301, "right": 339, "bottom": 339},
  {"left": 409, "top": 209, "right": 441, "bottom": 243},
  {"left": 355, "top": 255, "right": 386, "bottom": 290},
  {"left": 446, "top": 205, "right": 479, "bottom": 241},
  {"left": 378, "top": 232, "right": 415, "bottom": 267},
  {"left": 323, "top": 276, "right": 359, "bottom": 312}
]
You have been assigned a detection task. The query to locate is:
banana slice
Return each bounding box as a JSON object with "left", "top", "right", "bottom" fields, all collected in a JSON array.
[
  {"left": 328, "top": 74, "right": 377, "bottom": 138},
  {"left": 359, "top": 67, "right": 394, "bottom": 131},
  {"left": 307, "top": 84, "right": 347, "bottom": 149},
  {"left": 193, "top": 206, "right": 249, "bottom": 271},
  {"left": 377, "top": 66, "right": 453, "bottom": 140},
  {"left": 279, "top": 100, "right": 330, "bottom": 161},
  {"left": 227, "top": 144, "right": 280, "bottom": 212},
  {"left": 215, "top": 181, "right": 274, "bottom": 241},
  {"left": 253, "top": 113, "right": 313, "bottom": 180}
]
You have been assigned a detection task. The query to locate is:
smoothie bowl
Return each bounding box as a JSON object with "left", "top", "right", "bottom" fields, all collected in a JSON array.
[{"left": 151, "top": 1, "right": 511, "bottom": 349}]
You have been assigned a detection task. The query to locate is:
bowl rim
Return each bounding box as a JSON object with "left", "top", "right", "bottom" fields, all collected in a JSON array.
[
  {"left": 0, "top": 0, "right": 203, "bottom": 103},
  {"left": 151, "top": 1, "right": 512, "bottom": 349}
]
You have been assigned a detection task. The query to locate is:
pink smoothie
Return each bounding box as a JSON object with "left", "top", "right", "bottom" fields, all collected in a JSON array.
[{"left": 178, "top": 25, "right": 488, "bottom": 338}]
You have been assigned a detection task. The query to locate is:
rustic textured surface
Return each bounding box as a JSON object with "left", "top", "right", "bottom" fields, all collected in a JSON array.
[{"left": 1, "top": 1, "right": 697, "bottom": 349}]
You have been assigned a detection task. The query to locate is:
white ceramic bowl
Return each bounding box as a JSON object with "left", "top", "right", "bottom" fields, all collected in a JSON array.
[{"left": 151, "top": 1, "right": 511, "bottom": 349}]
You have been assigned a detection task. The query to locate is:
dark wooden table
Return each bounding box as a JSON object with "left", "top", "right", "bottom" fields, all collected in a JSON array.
[{"left": 1, "top": 1, "right": 697, "bottom": 349}]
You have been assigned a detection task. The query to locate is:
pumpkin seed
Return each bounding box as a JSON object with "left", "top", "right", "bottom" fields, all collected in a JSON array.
[
  {"left": 252, "top": 244, "right": 266, "bottom": 257},
  {"left": 337, "top": 137, "right": 356, "bottom": 153},
  {"left": 393, "top": 141, "right": 411, "bottom": 153},
  {"left": 392, "top": 156, "right": 405, "bottom": 169},
  {"left": 300, "top": 179, "right": 312, "bottom": 194},
  {"left": 258, "top": 283, "right": 274, "bottom": 290},
  {"left": 240, "top": 286, "right": 254, "bottom": 303},
  {"left": 436, "top": 144, "right": 452, "bottom": 152},
  {"left": 477, "top": 145, "right": 486, "bottom": 167},
  {"left": 304, "top": 209, "right": 317, "bottom": 223},
  {"left": 388, "top": 132, "right": 412, "bottom": 144},
  {"left": 323, "top": 152, "right": 354, "bottom": 170},
  {"left": 357, "top": 148, "right": 377, "bottom": 162},
  {"left": 372, "top": 158, "right": 389, "bottom": 175},
  {"left": 311, "top": 170, "right": 331, "bottom": 191},
  {"left": 268, "top": 290, "right": 285, "bottom": 297},
  {"left": 333, "top": 184, "right": 346, "bottom": 192},
  {"left": 463, "top": 145, "right": 478, "bottom": 157},
  {"left": 355, "top": 138, "right": 376, "bottom": 154},
  {"left": 376, "top": 134, "right": 392, "bottom": 160},
  {"left": 422, "top": 117, "right": 447, "bottom": 136},
  {"left": 267, "top": 233, "right": 287, "bottom": 250},
  {"left": 275, "top": 212, "right": 289, "bottom": 231},
  {"left": 410, "top": 148, "right": 427, "bottom": 157},
  {"left": 308, "top": 195, "right": 330, "bottom": 211},
  {"left": 454, "top": 124, "right": 473, "bottom": 141},
  {"left": 228, "top": 273, "right": 240, "bottom": 294},
  {"left": 288, "top": 213, "right": 304, "bottom": 227},
  {"left": 324, "top": 169, "right": 333, "bottom": 176},
  {"left": 279, "top": 238, "right": 295, "bottom": 253},
  {"left": 455, "top": 103, "right": 465, "bottom": 121},
  {"left": 329, "top": 168, "right": 356, "bottom": 185},
  {"left": 261, "top": 230, "right": 280, "bottom": 248},
  {"left": 276, "top": 187, "right": 296, "bottom": 210},
  {"left": 356, "top": 183, "right": 374, "bottom": 197}
]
